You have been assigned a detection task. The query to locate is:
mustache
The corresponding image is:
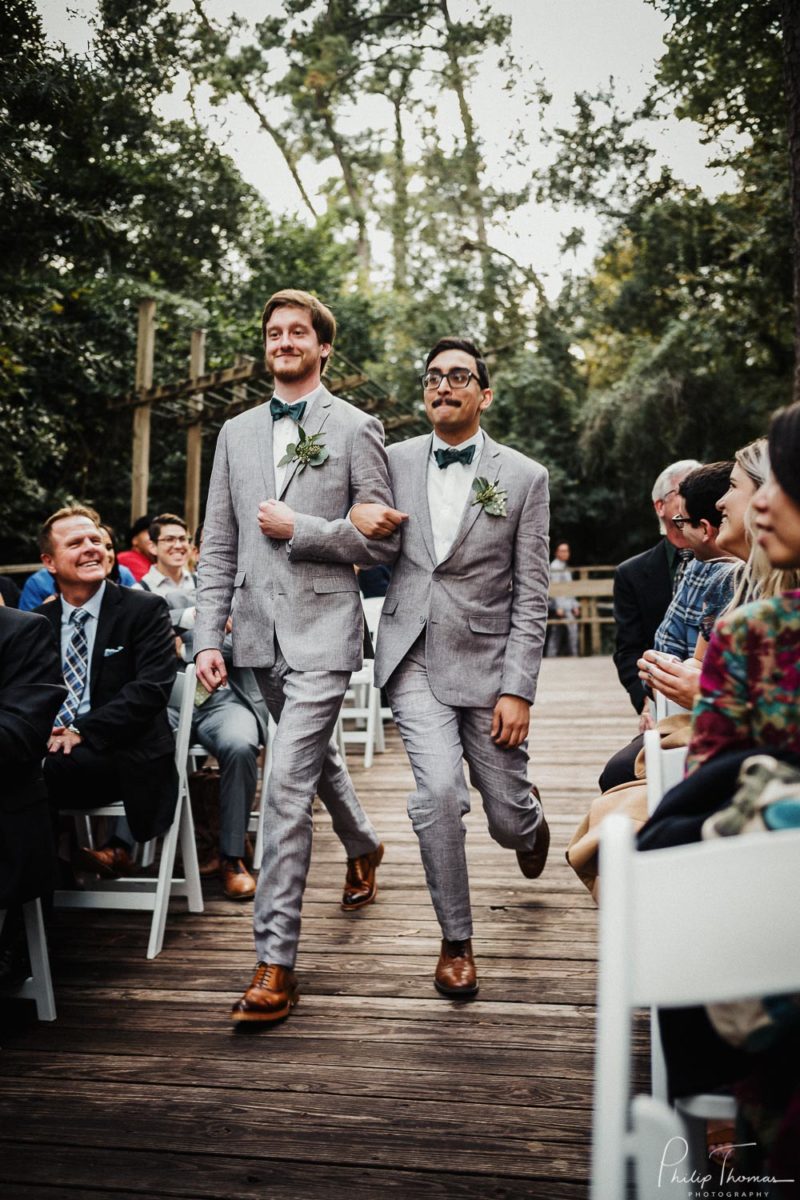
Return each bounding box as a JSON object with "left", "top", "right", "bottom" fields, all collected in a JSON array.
[{"left": 431, "top": 397, "right": 461, "bottom": 408}]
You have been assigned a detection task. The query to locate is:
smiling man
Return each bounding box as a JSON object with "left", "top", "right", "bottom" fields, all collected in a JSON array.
[
  {"left": 194, "top": 288, "right": 402, "bottom": 1026},
  {"left": 351, "top": 336, "right": 551, "bottom": 999},
  {"left": 36, "top": 506, "right": 178, "bottom": 875}
]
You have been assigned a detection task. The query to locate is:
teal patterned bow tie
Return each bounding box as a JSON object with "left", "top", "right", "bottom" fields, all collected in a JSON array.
[
  {"left": 270, "top": 398, "right": 307, "bottom": 423},
  {"left": 434, "top": 444, "right": 476, "bottom": 469}
]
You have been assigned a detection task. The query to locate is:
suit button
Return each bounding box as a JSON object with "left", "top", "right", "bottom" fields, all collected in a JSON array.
[{"left": 419, "top": 616, "right": 425, "bottom": 623}]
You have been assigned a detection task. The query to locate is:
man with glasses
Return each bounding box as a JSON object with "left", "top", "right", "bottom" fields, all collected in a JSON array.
[{"left": 350, "top": 336, "right": 551, "bottom": 999}]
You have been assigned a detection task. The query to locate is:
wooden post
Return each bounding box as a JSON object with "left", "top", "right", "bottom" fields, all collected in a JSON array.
[
  {"left": 184, "top": 329, "right": 206, "bottom": 537},
  {"left": 131, "top": 299, "right": 156, "bottom": 522}
]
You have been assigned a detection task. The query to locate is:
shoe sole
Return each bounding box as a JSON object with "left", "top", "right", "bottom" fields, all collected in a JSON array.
[
  {"left": 517, "top": 817, "right": 550, "bottom": 879},
  {"left": 222, "top": 890, "right": 256, "bottom": 902},
  {"left": 231, "top": 994, "right": 299, "bottom": 1023},
  {"left": 434, "top": 978, "right": 479, "bottom": 999}
]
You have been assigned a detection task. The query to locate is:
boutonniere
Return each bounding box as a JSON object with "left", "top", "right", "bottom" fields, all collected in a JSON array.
[
  {"left": 278, "top": 423, "right": 330, "bottom": 473},
  {"left": 471, "top": 476, "right": 507, "bottom": 517}
]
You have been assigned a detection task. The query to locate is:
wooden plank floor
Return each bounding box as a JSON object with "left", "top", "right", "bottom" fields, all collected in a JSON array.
[{"left": 0, "top": 656, "right": 640, "bottom": 1200}]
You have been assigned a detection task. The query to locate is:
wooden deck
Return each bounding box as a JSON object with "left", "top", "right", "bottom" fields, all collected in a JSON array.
[{"left": 0, "top": 656, "right": 640, "bottom": 1200}]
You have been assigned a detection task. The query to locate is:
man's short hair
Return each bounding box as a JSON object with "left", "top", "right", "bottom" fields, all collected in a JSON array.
[
  {"left": 149, "top": 513, "right": 187, "bottom": 545},
  {"left": 679, "top": 462, "right": 734, "bottom": 527},
  {"left": 128, "top": 514, "right": 152, "bottom": 543},
  {"left": 193, "top": 522, "right": 204, "bottom": 548},
  {"left": 39, "top": 505, "right": 101, "bottom": 556},
  {"left": 260, "top": 289, "right": 336, "bottom": 373},
  {"left": 424, "top": 337, "right": 490, "bottom": 389},
  {"left": 651, "top": 459, "right": 703, "bottom": 504}
]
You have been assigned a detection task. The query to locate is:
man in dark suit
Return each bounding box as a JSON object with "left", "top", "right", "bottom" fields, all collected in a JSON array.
[
  {"left": 612, "top": 459, "right": 700, "bottom": 720},
  {"left": 36, "top": 506, "right": 178, "bottom": 876},
  {"left": 0, "top": 608, "right": 66, "bottom": 980}
]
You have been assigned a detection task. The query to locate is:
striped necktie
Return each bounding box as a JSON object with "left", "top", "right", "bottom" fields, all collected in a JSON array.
[{"left": 56, "top": 608, "right": 90, "bottom": 728}]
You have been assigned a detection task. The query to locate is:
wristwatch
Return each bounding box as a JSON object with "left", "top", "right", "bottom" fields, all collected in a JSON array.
[{"left": 67, "top": 724, "right": 81, "bottom": 736}]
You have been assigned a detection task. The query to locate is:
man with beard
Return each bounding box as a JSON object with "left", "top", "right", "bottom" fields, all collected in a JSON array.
[{"left": 194, "top": 289, "right": 403, "bottom": 1025}]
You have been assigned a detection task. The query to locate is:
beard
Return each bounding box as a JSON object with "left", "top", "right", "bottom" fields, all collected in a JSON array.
[{"left": 267, "top": 349, "right": 324, "bottom": 384}]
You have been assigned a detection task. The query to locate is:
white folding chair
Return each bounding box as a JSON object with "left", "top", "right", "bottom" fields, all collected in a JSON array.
[
  {"left": 0, "top": 899, "right": 57, "bottom": 1021},
  {"left": 654, "top": 691, "right": 690, "bottom": 723},
  {"left": 336, "top": 596, "right": 391, "bottom": 768},
  {"left": 248, "top": 715, "right": 276, "bottom": 870},
  {"left": 55, "top": 664, "right": 203, "bottom": 959},
  {"left": 591, "top": 814, "right": 800, "bottom": 1198}
]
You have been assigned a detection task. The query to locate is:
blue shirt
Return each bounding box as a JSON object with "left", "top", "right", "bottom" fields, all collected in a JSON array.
[
  {"left": 19, "top": 564, "right": 136, "bottom": 610},
  {"left": 654, "top": 559, "right": 735, "bottom": 660},
  {"left": 59, "top": 582, "right": 106, "bottom": 717}
]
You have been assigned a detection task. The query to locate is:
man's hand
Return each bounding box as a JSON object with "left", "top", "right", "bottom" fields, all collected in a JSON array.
[
  {"left": 491, "top": 694, "right": 531, "bottom": 748},
  {"left": 48, "top": 727, "right": 82, "bottom": 755},
  {"left": 638, "top": 697, "right": 655, "bottom": 733},
  {"left": 258, "top": 498, "right": 295, "bottom": 540},
  {"left": 638, "top": 649, "right": 701, "bottom": 711},
  {"left": 350, "top": 503, "right": 409, "bottom": 539},
  {"left": 196, "top": 648, "right": 228, "bottom": 692}
]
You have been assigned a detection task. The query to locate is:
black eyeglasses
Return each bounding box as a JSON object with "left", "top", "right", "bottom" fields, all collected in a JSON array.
[
  {"left": 158, "top": 535, "right": 190, "bottom": 546},
  {"left": 670, "top": 515, "right": 694, "bottom": 530},
  {"left": 421, "top": 368, "right": 477, "bottom": 390}
]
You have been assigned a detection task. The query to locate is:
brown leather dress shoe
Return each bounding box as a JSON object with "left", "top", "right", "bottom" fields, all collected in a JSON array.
[
  {"left": 75, "top": 844, "right": 135, "bottom": 880},
  {"left": 434, "top": 938, "right": 479, "bottom": 998},
  {"left": 231, "top": 962, "right": 299, "bottom": 1023},
  {"left": 341, "top": 842, "right": 384, "bottom": 910},
  {"left": 220, "top": 857, "right": 256, "bottom": 901},
  {"left": 516, "top": 788, "right": 550, "bottom": 879}
]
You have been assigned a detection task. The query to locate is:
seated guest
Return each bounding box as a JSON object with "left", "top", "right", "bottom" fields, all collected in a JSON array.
[
  {"left": 35, "top": 506, "right": 178, "bottom": 876},
  {"left": 117, "top": 514, "right": 155, "bottom": 582},
  {"left": 0, "top": 575, "right": 20, "bottom": 608},
  {"left": 612, "top": 459, "right": 700, "bottom": 725},
  {"left": 0, "top": 608, "right": 66, "bottom": 981},
  {"left": 140, "top": 514, "right": 196, "bottom": 598},
  {"left": 19, "top": 510, "right": 137, "bottom": 610}
]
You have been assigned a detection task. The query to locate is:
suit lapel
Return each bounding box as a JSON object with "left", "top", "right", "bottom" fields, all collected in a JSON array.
[
  {"left": 89, "top": 583, "right": 120, "bottom": 693},
  {"left": 439, "top": 433, "right": 500, "bottom": 565},
  {"left": 412, "top": 435, "right": 437, "bottom": 566},
  {"left": 257, "top": 403, "right": 277, "bottom": 498},
  {"left": 279, "top": 390, "right": 332, "bottom": 500}
]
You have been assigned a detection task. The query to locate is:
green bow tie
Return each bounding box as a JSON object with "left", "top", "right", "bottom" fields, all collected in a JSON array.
[
  {"left": 270, "top": 397, "right": 307, "bottom": 423},
  {"left": 434, "top": 444, "right": 476, "bottom": 469}
]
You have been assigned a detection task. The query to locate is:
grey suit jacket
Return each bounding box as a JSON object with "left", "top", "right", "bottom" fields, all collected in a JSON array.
[
  {"left": 373, "top": 432, "right": 550, "bottom": 707},
  {"left": 194, "top": 386, "right": 399, "bottom": 672}
]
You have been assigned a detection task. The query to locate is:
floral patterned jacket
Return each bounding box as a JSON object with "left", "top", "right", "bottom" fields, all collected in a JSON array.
[{"left": 687, "top": 590, "right": 800, "bottom": 773}]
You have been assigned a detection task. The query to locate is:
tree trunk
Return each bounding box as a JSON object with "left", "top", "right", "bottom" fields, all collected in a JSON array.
[
  {"left": 390, "top": 92, "right": 409, "bottom": 294},
  {"left": 781, "top": 0, "right": 800, "bottom": 402},
  {"left": 322, "top": 109, "right": 372, "bottom": 287}
]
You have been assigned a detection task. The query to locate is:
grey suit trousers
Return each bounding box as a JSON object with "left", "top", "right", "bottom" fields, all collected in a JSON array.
[
  {"left": 252, "top": 642, "right": 380, "bottom": 967},
  {"left": 387, "top": 634, "right": 542, "bottom": 940},
  {"left": 192, "top": 692, "right": 260, "bottom": 858}
]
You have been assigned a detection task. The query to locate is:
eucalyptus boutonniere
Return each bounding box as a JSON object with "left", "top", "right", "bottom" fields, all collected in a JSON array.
[
  {"left": 278, "top": 423, "right": 330, "bottom": 472},
  {"left": 471, "top": 475, "right": 507, "bottom": 517}
]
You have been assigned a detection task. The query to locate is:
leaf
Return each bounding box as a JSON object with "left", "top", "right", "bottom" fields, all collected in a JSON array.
[
  {"left": 309, "top": 446, "right": 330, "bottom": 466},
  {"left": 472, "top": 476, "right": 489, "bottom": 493},
  {"left": 277, "top": 446, "right": 296, "bottom": 467},
  {"left": 297, "top": 426, "right": 307, "bottom": 443}
]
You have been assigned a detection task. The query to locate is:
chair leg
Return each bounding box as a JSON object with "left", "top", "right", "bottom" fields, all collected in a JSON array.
[
  {"left": 147, "top": 798, "right": 182, "bottom": 960},
  {"left": 21, "top": 899, "right": 57, "bottom": 1021},
  {"left": 364, "top": 687, "right": 378, "bottom": 769},
  {"left": 254, "top": 757, "right": 270, "bottom": 872},
  {"left": 179, "top": 781, "right": 203, "bottom": 914}
]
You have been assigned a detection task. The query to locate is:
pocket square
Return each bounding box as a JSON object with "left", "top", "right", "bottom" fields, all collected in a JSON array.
[{"left": 104, "top": 646, "right": 124, "bottom": 657}]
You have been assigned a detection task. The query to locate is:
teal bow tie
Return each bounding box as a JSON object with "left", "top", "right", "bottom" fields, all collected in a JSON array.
[
  {"left": 434, "top": 444, "right": 476, "bottom": 469},
  {"left": 270, "top": 397, "right": 307, "bottom": 423}
]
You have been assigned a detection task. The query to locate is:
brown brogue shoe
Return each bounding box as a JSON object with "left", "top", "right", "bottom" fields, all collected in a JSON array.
[
  {"left": 220, "top": 857, "right": 256, "bottom": 901},
  {"left": 516, "top": 788, "right": 550, "bottom": 879},
  {"left": 341, "top": 842, "right": 384, "bottom": 911},
  {"left": 75, "top": 844, "right": 135, "bottom": 880},
  {"left": 434, "top": 938, "right": 479, "bottom": 999},
  {"left": 231, "top": 962, "right": 299, "bottom": 1024}
]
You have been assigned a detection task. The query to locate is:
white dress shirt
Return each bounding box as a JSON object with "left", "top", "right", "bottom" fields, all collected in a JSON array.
[
  {"left": 60, "top": 580, "right": 106, "bottom": 717},
  {"left": 427, "top": 430, "right": 484, "bottom": 563},
  {"left": 272, "top": 385, "right": 322, "bottom": 494}
]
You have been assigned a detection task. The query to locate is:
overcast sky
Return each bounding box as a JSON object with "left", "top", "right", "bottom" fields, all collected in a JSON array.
[{"left": 37, "top": 1, "right": 732, "bottom": 297}]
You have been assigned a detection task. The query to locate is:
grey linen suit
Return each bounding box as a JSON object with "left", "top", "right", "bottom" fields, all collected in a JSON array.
[
  {"left": 374, "top": 432, "right": 550, "bottom": 939},
  {"left": 194, "top": 386, "right": 399, "bottom": 967}
]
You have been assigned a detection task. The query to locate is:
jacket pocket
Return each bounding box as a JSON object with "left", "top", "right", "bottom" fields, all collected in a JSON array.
[
  {"left": 468, "top": 614, "right": 511, "bottom": 635},
  {"left": 312, "top": 576, "right": 359, "bottom": 594},
  {"left": 233, "top": 571, "right": 246, "bottom": 588}
]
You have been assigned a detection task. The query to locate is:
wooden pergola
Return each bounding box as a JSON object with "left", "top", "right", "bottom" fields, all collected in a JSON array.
[{"left": 114, "top": 299, "right": 428, "bottom": 533}]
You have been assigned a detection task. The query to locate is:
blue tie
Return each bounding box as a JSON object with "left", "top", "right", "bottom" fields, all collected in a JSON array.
[
  {"left": 270, "top": 397, "right": 307, "bottom": 423},
  {"left": 56, "top": 608, "right": 90, "bottom": 727},
  {"left": 434, "top": 445, "right": 476, "bottom": 470}
]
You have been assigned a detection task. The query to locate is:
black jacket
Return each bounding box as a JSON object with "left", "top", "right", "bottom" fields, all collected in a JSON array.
[{"left": 612, "top": 540, "right": 673, "bottom": 713}]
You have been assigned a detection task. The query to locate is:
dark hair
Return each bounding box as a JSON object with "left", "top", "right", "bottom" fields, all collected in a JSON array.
[
  {"left": 261, "top": 289, "right": 336, "bottom": 374},
  {"left": 679, "top": 462, "right": 734, "bottom": 526},
  {"left": 39, "top": 505, "right": 101, "bottom": 556},
  {"left": 424, "top": 337, "right": 490, "bottom": 389},
  {"left": 768, "top": 402, "right": 800, "bottom": 507},
  {"left": 149, "top": 513, "right": 187, "bottom": 545},
  {"left": 99, "top": 523, "right": 121, "bottom": 584},
  {"left": 127, "top": 514, "right": 152, "bottom": 544},
  {"left": 194, "top": 522, "right": 204, "bottom": 548}
]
